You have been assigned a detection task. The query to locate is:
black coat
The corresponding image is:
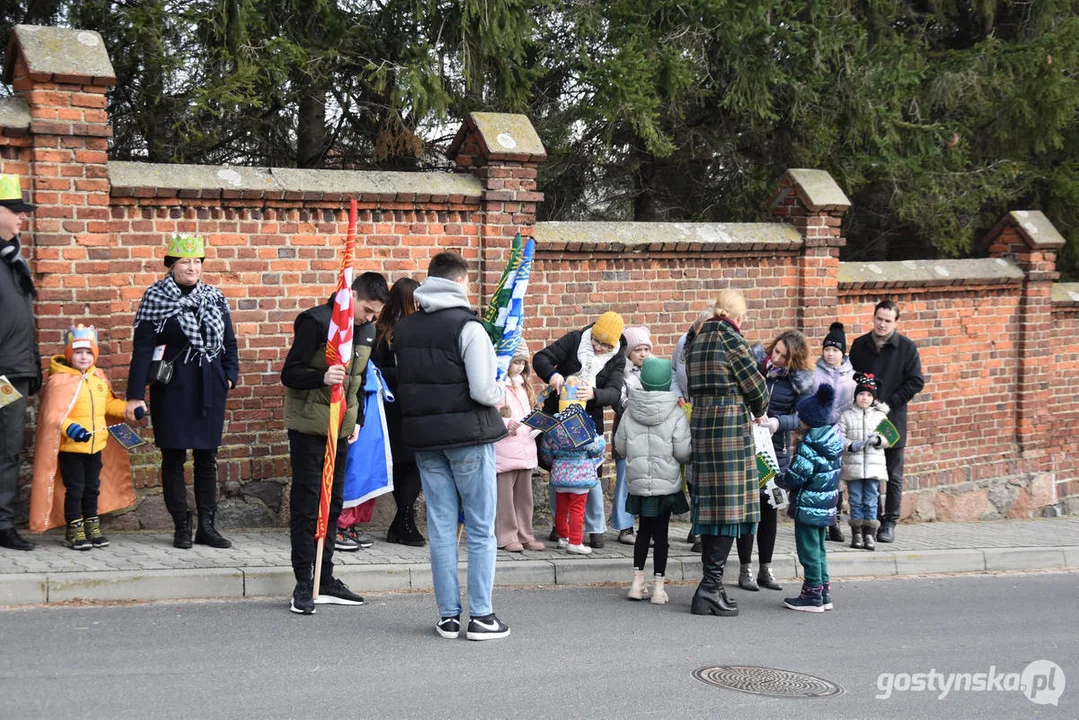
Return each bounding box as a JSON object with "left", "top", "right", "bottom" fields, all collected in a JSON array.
[
  {"left": 371, "top": 336, "right": 412, "bottom": 464},
  {"left": 765, "top": 367, "right": 815, "bottom": 472},
  {"left": 532, "top": 325, "right": 627, "bottom": 434},
  {"left": 849, "top": 331, "right": 924, "bottom": 448},
  {"left": 126, "top": 294, "right": 239, "bottom": 450},
  {"left": 0, "top": 244, "right": 41, "bottom": 391}
]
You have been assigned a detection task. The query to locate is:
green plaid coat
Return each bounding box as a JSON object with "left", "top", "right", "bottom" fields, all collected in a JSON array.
[{"left": 686, "top": 318, "right": 770, "bottom": 526}]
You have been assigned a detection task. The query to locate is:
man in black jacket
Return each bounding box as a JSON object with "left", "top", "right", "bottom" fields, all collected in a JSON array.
[
  {"left": 0, "top": 174, "right": 39, "bottom": 551},
  {"left": 849, "top": 300, "right": 925, "bottom": 543}
]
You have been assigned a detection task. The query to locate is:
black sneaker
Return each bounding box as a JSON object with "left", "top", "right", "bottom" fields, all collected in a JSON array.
[
  {"left": 290, "top": 579, "right": 316, "bottom": 615},
  {"left": 315, "top": 577, "right": 364, "bottom": 606},
  {"left": 334, "top": 529, "right": 361, "bottom": 552},
  {"left": 436, "top": 615, "right": 461, "bottom": 639},
  {"left": 466, "top": 613, "right": 510, "bottom": 641}
]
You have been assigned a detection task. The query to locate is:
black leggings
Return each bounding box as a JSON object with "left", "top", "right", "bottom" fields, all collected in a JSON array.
[
  {"left": 633, "top": 509, "right": 671, "bottom": 576},
  {"left": 58, "top": 451, "right": 103, "bottom": 523},
  {"left": 737, "top": 491, "right": 777, "bottom": 565},
  {"left": 392, "top": 460, "right": 422, "bottom": 510}
]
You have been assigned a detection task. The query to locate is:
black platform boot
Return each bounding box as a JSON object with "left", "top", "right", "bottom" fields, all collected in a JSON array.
[
  {"left": 172, "top": 511, "right": 193, "bottom": 549},
  {"left": 690, "top": 535, "right": 738, "bottom": 617},
  {"left": 195, "top": 509, "right": 232, "bottom": 548}
]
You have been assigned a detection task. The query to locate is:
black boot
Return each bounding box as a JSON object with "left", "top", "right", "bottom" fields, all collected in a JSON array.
[
  {"left": 387, "top": 505, "right": 426, "bottom": 547},
  {"left": 690, "top": 534, "right": 738, "bottom": 616},
  {"left": 172, "top": 511, "right": 193, "bottom": 549},
  {"left": 0, "top": 527, "right": 35, "bottom": 551},
  {"left": 827, "top": 523, "right": 845, "bottom": 543},
  {"left": 195, "top": 509, "right": 232, "bottom": 548}
]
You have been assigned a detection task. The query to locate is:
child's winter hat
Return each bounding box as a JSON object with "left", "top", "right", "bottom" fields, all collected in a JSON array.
[
  {"left": 797, "top": 383, "right": 835, "bottom": 428},
  {"left": 512, "top": 338, "right": 530, "bottom": 362},
  {"left": 591, "top": 311, "right": 625, "bottom": 348},
  {"left": 64, "top": 325, "right": 99, "bottom": 364},
  {"left": 854, "top": 372, "right": 878, "bottom": 400},
  {"left": 822, "top": 321, "right": 846, "bottom": 354},
  {"left": 622, "top": 326, "right": 652, "bottom": 356},
  {"left": 640, "top": 357, "right": 673, "bottom": 392}
]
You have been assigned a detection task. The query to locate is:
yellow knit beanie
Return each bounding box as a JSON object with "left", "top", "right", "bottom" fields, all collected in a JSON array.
[{"left": 591, "top": 312, "right": 625, "bottom": 347}]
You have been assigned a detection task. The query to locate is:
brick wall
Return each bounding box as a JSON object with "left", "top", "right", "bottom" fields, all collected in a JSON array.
[{"left": 2, "top": 24, "right": 1077, "bottom": 529}]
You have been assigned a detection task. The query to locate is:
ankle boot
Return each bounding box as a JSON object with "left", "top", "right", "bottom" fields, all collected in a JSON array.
[
  {"left": 738, "top": 562, "right": 759, "bottom": 591},
  {"left": 827, "top": 523, "right": 845, "bottom": 543},
  {"left": 65, "top": 518, "right": 92, "bottom": 551},
  {"left": 756, "top": 562, "right": 783, "bottom": 590},
  {"left": 84, "top": 516, "right": 109, "bottom": 548},
  {"left": 387, "top": 505, "right": 426, "bottom": 547},
  {"left": 863, "top": 520, "right": 878, "bottom": 551},
  {"left": 195, "top": 509, "right": 232, "bottom": 548},
  {"left": 628, "top": 569, "right": 649, "bottom": 601},
  {"left": 690, "top": 534, "right": 738, "bottom": 616},
  {"left": 850, "top": 520, "right": 864, "bottom": 549},
  {"left": 650, "top": 574, "right": 668, "bottom": 605},
  {"left": 172, "top": 511, "right": 193, "bottom": 549}
]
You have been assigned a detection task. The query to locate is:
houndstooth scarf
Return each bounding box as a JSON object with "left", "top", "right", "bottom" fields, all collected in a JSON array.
[
  {"left": 0, "top": 235, "right": 35, "bottom": 297},
  {"left": 134, "top": 274, "right": 227, "bottom": 362}
]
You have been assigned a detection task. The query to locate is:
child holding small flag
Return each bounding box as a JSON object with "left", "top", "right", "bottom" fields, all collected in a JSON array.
[
  {"left": 29, "top": 325, "right": 135, "bottom": 549},
  {"left": 838, "top": 373, "right": 893, "bottom": 551}
]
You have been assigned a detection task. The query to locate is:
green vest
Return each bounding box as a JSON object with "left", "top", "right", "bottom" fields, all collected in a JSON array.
[{"left": 284, "top": 331, "right": 372, "bottom": 438}]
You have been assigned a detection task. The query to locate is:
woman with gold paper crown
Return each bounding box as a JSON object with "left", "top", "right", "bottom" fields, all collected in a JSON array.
[
  {"left": 29, "top": 325, "right": 136, "bottom": 547},
  {"left": 125, "top": 234, "right": 239, "bottom": 549},
  {"left": 533, "top": 311, "right": 626, "bottom": 549}
]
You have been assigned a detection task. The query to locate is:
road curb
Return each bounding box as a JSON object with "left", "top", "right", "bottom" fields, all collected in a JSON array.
[{"left": 2, "top": 545, "right": 1076, "bottom": 607}]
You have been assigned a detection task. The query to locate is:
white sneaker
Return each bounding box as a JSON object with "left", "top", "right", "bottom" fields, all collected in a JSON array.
[
  {"left": 556, "top": 537, "right": 569, "bottom": 548},
  {"left": 567, "top": 543, "right": 592, "bottom": 555}
]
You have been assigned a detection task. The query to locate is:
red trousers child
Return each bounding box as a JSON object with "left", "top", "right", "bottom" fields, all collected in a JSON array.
[{"left": 554, "top": 491, "right": 588, "bottom": 545}]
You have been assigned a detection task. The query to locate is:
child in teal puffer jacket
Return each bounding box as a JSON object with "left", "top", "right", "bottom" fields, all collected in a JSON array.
[{"left": 777, "top": 383, "right": 842, "bottom": 613}]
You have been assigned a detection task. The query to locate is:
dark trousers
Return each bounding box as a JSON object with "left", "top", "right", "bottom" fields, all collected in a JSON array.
[
  {"left": 288, "top": 429, "right": 347, "bottom": 583},
  {"left": 737, "top": 491, "right": 777, "bottom": 565},
  {"left": 634, "top": 508, "right": 672, "bottom": 576},
  {"left": 58, "top": 451, "right": 103, "bottom": 523},
  {"left": 880, "top": 446, "right": 905, "bottom": 525},
  {"left": 160, "top": 448, "right": 219, "bottom": 517},
  {"left": 0, "top": 378, "right": 29, "bottom": 531},
  {"left": 392, "top": 460, "right": 422, "bottom": 509}
]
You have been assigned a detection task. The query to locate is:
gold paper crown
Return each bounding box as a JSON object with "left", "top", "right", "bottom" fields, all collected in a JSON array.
[
  {"left": 165, "top": 233, "right": 205, "bottom": 258},
  {"left": 0, "top": 174, "right": 25, "bottom": 202}
]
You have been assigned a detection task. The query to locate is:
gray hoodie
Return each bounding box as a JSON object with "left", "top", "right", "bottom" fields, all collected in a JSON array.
[
  {"left": 614, "top": 388, "right": 692, "bottom": 497},
  {"left": 412, "top": 276, "right": 504, "bottom": 408}
]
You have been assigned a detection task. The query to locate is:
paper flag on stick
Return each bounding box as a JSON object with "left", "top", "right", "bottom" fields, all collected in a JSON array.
[
  {"left": 522, "top": 409, "right": 558, "bottom": 433},
  {"left": 874, "top": 417, "right": 901, "bottom": 447},
  {"left": 108, "top": 423, "right": 149, "bottom": 450},
  {"left": 0, "top": 375, "right": 23, "bottom": 409}
]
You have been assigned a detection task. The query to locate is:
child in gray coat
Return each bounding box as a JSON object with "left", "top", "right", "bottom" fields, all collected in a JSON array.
[{"left": 613, "top": 357, "right": 691, "bottom": 604}]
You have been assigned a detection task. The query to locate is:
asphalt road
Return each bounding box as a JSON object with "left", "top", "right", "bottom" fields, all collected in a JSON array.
[{"left": 1, "top": 573, "right": 1074, "bottom": 719}]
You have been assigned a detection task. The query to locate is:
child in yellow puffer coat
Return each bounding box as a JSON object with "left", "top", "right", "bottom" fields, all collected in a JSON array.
[{"left": 30, "top": 326, "right": 132, "bottom": 550}]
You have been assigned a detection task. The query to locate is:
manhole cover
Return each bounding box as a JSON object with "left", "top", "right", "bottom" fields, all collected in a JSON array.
[{"left": 693, "top": 665, "right": 844, "bottom": 698}]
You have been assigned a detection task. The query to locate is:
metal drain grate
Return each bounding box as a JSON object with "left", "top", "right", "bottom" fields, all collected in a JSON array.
[{"left": 693, "top": 665, "right": 844, "bottom": 699}]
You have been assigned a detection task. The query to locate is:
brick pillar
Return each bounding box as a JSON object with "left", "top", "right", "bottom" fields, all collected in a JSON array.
[
  {"left": 447, "top": 113, "right": 546, "bottom": 306},
  {"left": 770, "top": 169, "right": 850, "bottom": 339},
  {"left": 2, "top": 25, "right": 117, "bottom": 368},
  {"left": 985, "top": 211, "right": 1065, "bottom": 456}
]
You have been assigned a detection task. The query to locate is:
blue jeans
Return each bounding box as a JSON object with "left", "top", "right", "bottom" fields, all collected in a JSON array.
[
  {"left": 611, "top": 457, "right": 634, "bottom": 531},
  {"left": 548, "top": 482, "right": 606, "bottom": 534},
  {"left": 847, "top": 478, "right": 880, "bottom": 522},
  {"left": 415, "top": 444, "right": 498, "bottom": 618}
]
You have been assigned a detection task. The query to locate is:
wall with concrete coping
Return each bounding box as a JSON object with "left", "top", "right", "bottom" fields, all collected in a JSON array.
[{"left": 1, "top": 23, "right": 1076, "bottom": 531}]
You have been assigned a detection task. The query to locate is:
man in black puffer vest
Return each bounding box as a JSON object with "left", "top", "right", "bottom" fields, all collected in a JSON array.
[
  {"left": 281, "top": 272, "right": 386, "bottom": 615},
  {"left": 394, "top": 252, "right": 510, "bottom": 641}
]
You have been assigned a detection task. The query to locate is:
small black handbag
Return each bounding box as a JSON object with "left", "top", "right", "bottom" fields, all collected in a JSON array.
[{"left": 148, "top": 342, "right": 190, "bottom": 386}]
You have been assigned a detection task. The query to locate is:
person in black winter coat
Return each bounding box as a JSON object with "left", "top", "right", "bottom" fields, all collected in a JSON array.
[
  {"left": 0, "top": 174, "right": 40, "bottom": 551},
  {"left": 532, "top": 312, "right": 627, "bottom": 549},
  {"left": 848, "top": 300, "right": 924, "bottom": 543},
  {"left": 744, "top": 330, "right": 814, "bottom": 592},
  {"left": 125, "top": 235, "right": 239, "bottom": 550}
]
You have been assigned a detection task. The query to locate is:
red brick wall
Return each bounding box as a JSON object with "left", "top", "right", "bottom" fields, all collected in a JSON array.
[{"left": 1051, "top": 307, "right": 1079, "bottom": 506}]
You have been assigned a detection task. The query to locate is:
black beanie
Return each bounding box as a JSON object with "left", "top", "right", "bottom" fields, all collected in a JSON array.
[
  {"left": 854, "top": 372, "right": 878, "bottom": 400},
  {"left": 823, "top": 321, "right": 846, "bottom": 354}
]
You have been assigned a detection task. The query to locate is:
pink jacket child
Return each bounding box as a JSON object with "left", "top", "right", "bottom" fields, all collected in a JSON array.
[{"left": 494, "top": 343, "right": 544, "bottom": 552}]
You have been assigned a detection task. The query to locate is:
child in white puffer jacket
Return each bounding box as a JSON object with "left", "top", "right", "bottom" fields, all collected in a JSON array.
[
  {"left": 614, "top": 357, "right": 691, "bottom": 604},
  {"left": 838, "top": 373, "right": 893, "bottom": 551}
]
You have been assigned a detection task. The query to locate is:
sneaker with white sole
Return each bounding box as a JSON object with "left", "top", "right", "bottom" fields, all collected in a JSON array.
[
  {"left": 567, "top": 543, "right": 592, "bottom": 555},
  {"left": 290, "top": 579, "right": 316, "bottom": 615},
  {"left": 314, "top": 577, "right": 364, "bottom": 605},
  {"left": 436, "top": 615, "right": 461, "bottom": 639},
  {"left": 334, "top": 529, "right": 361, "bottom": 552},
  {"left": 556, "top": 537, "right": 569, "bottom": 548},
  {"left": 466, "top": 614, "right": 510, "bottom": 641}
]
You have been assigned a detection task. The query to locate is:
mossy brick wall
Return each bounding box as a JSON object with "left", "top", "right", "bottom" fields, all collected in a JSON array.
[{"left": 2, "top": 23, "right": 1077, "bottom": 528}]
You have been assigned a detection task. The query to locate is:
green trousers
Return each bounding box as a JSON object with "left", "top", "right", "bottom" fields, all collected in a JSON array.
[{"left": 794, "top": 523, "right": 830, "bottom": 587}]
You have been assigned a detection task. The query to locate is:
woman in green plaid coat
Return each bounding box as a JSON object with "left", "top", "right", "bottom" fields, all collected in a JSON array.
[{"left": 685, "top": 289, "right": 769, "bottom": 616}]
